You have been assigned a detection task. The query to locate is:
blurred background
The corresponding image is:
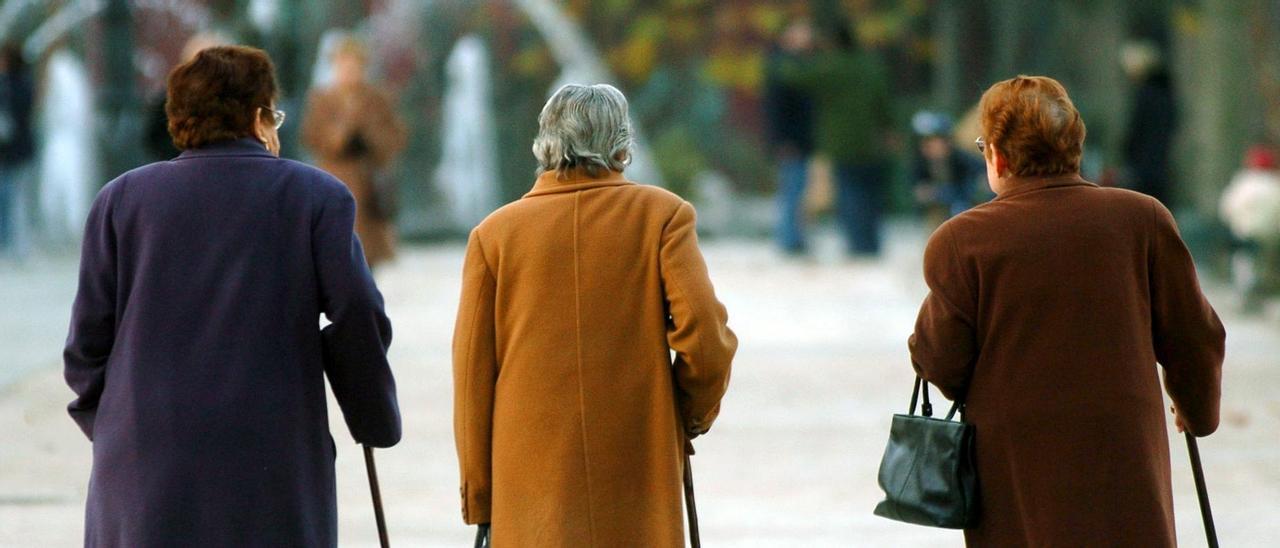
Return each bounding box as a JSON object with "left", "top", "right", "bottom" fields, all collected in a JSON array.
[
  {"left": 2, "top": 1, "right": 1279, "bottom": 546},
  {"left": 0, "top": 1, "right": 1276, "bottom": 252}
]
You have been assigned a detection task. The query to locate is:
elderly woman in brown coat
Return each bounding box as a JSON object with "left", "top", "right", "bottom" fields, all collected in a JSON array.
[
  {"left": 302, "top": 35, "right": 405, "bottom": 268},
  {"left": 452, "top": 83, "right": 737, "bottom": 547},
  {"left": 910, "top": 76, "right": 1224, "bottom": 546}
]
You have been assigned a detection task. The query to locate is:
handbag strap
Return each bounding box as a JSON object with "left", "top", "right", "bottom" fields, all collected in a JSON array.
[
  {"left": 474, "top": 524, "right": 490, "bottom": 548},
  {"left": 910, "top": 375, "right": 963, "bottom": 420},
  {"left": 943, "top": 399, "right": 963, "bottom": 421},
  {"left": 909, "top": 376, "right": 933, "bottom": 417}
]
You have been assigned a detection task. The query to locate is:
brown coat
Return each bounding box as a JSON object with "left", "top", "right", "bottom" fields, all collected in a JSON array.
[
  {"left": 910, "top": 175, "right": 1224, "bottom": 547},
  {"left": 453, "top": 170, "right": 737, "bottom": 547},
  {"left": 302, "top": 83, "right": 406, "bottom": 267}
]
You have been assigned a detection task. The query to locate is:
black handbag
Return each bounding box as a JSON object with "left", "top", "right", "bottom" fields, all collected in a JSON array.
[
  {"left": 473, "top": 523, "right": 490, "bottom": 548},
  {"left": 873, "top": 375, "right": 979, "bottom": 528}
]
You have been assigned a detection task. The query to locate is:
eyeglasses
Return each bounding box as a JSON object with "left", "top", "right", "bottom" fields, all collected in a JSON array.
[
  {"left": 975, "top": 136, "right": 986, "bottom": 154},
  {"left": 261, "top": 107, "right": 286, "bottom": 130}
]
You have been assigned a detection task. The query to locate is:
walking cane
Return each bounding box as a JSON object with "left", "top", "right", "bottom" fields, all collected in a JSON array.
[
  {"left": 683, "top": 440, "right": 701, "bottom": 548},
  {"left": 1184, "top": 433, "right": 1219, "bottom": 548},
  {"left": 363, "top": 445, "right": 391, "bottom": 548}
]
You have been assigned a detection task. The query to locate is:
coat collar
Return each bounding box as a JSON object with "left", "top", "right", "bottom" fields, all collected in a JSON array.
[
  {"left": 175, "top": 138, "right": 275, "bottom": 160},
  {"left": 523, "top": 169, "right": 634, "bottom": 198},
  {"left": 994, "top": 173, "right": 1096, "bottom": 200}
]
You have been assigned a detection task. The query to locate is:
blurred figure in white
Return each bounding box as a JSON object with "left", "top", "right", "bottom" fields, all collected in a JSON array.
[
  {"left": 1220, "top": 144, "right": 1280, "bottom": 311},
  {"left": 435, "top": 34, "right": 499, "bottom": 230},
  {"left": 39, "top": 49, "right": 95, "bottom": 246}
]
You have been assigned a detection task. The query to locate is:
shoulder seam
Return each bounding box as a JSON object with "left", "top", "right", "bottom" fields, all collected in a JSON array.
[{"left": 471, "top": 228, "right": 496, "bottom": 274}]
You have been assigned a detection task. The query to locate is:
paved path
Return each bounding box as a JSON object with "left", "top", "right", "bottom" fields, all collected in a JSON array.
[{"left": 2, "top": 232, "right": 1277, "bottom": 546}]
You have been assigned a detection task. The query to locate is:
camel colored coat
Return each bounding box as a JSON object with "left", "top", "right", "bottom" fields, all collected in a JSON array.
[
  {"left": 910, "top": 175, "right": 1224, "bottom": 547},
  {"left": 302, "top": 83, "right": 406, "bottom": 267},
  {"left": 453, "top": 170, "right": 737, "bottom": 547}
]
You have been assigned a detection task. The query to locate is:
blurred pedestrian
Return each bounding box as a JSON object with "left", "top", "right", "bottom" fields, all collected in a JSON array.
[
  {"left": 302, "top": 34, "right": 406, "bottom": 270},
  {"left": 779, "top": 22, "right": 894, "bottom": 257},
  {"left": 1121, "top": 40, "right": 1178, "bottom": 205},
  {"left": 1219, "top": 144, "right": 1280, "bottom": 311},
  {"left": 0, "top": 43, "right": 35, "bottom": 259},
  {"left": 910, "top": 76, "right": 1223, "bottom": 546},
  {"left": 64, "top": 46, "right": 400, "bottom": 547},
  {"left": 910, "top": 110, "right": 983, "bottom": 230},
  {"left": 765, "top": 16, "right": 816, "bottom": 255},
  {"left": 452, "top": 84, "right": 736, "bottom": 547}
]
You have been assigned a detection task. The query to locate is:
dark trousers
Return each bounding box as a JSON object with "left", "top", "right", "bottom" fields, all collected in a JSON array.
[
  {"left": 834, "top": 162, "right": 887, "bottom": 256},
  {"left": 774, "top": 156, "right": 809, "bottom": 252}
]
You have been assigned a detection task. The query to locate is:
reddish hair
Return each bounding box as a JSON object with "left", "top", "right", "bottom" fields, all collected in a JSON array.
[
  {"left": 166, "top": 45, "right": 279, "bottom": 150},
  {"left": 979, "top": 75, "right": 1086, "bottom": 177}
]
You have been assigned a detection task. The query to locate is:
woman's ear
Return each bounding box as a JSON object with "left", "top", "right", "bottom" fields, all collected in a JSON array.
[
  {"left": 252, "top": 107, "right": 281, "bottom": 156},
  {"left": 991, "top": 146, "right": 1008, "bottom": 177},
  {"left": 252, "top": 108, "right": 268, "bottom": 143}
]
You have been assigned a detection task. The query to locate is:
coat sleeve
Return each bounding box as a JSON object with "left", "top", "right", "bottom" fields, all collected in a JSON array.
[
  {"left": 452, "top": 229, "right": 497, "bottom": 524},
  {"left": 63, "top": 182, "right": 120, "bottom": 441},
  {"left": 661, "top": 202, "right": 737, "bottom": 435},
  {"left": 909, "top": 223, "right": 979, "bottom": 401},
  {"left": 1149, "top": 199, "right": 1225, "bottom": 436},
  {"left": 314, "top": 184, "right": 401, "bottom": 447}
]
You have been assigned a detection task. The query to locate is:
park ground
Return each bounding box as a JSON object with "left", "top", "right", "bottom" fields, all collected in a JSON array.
[{"left": 1, "top": 226, "right": 1278, "bottom": 546}]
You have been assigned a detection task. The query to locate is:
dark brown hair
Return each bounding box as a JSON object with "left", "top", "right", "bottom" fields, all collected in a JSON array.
[
  {"left": 166, "top": 45, "right": 279, "bottom": 150},
  {"left": 979, "top": 75, "right": 1086, "bottom": 177}
]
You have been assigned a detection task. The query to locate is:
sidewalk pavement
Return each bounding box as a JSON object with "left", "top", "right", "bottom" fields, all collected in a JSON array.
[{"left": 2, "top": 231, "right": 1278, "bottom": 546}]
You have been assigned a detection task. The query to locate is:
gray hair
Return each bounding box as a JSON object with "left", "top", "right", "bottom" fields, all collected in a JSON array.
[{"left": 532, "top": 83, "right": 634, "bottom": 177}]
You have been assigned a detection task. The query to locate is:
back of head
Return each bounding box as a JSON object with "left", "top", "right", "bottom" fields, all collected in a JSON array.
[
  {"left": 979, "top": 75, "right": 1086, "bottom": 178},
  {"left": 532, "top": 83, "right": 634, "bottom": 178},
  {"left": 1245, "top": 144, "right": 1278, "bottom": 171},
  {"left": 331, "top": 34, "right": 369, "bottom": 65},
  {"left": 1120, "top": 40, "right": 1161, "bottom": 80},
  {"left": 166, "top": 45, "right": 279, "bottom": 150}
]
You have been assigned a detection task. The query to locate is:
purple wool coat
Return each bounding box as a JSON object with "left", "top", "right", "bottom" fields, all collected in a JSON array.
[{"left": 63, "top": 138, "right": 401, "bottom": 547}]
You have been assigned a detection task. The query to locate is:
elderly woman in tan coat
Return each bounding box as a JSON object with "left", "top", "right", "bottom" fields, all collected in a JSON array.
[
  {"left": 302, "top": 36, "right": 405, "bottom": 268},
  {"left": 453, "top": 84, "right": 736, "bottom": 547},
  {"left": 910, "top": 76, "right": 1224, "bottom": 546}
]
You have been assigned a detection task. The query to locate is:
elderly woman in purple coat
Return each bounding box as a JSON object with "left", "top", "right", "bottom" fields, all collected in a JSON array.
[{"left": 63, "top": 46, "right": 400, "bottom": 547}]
